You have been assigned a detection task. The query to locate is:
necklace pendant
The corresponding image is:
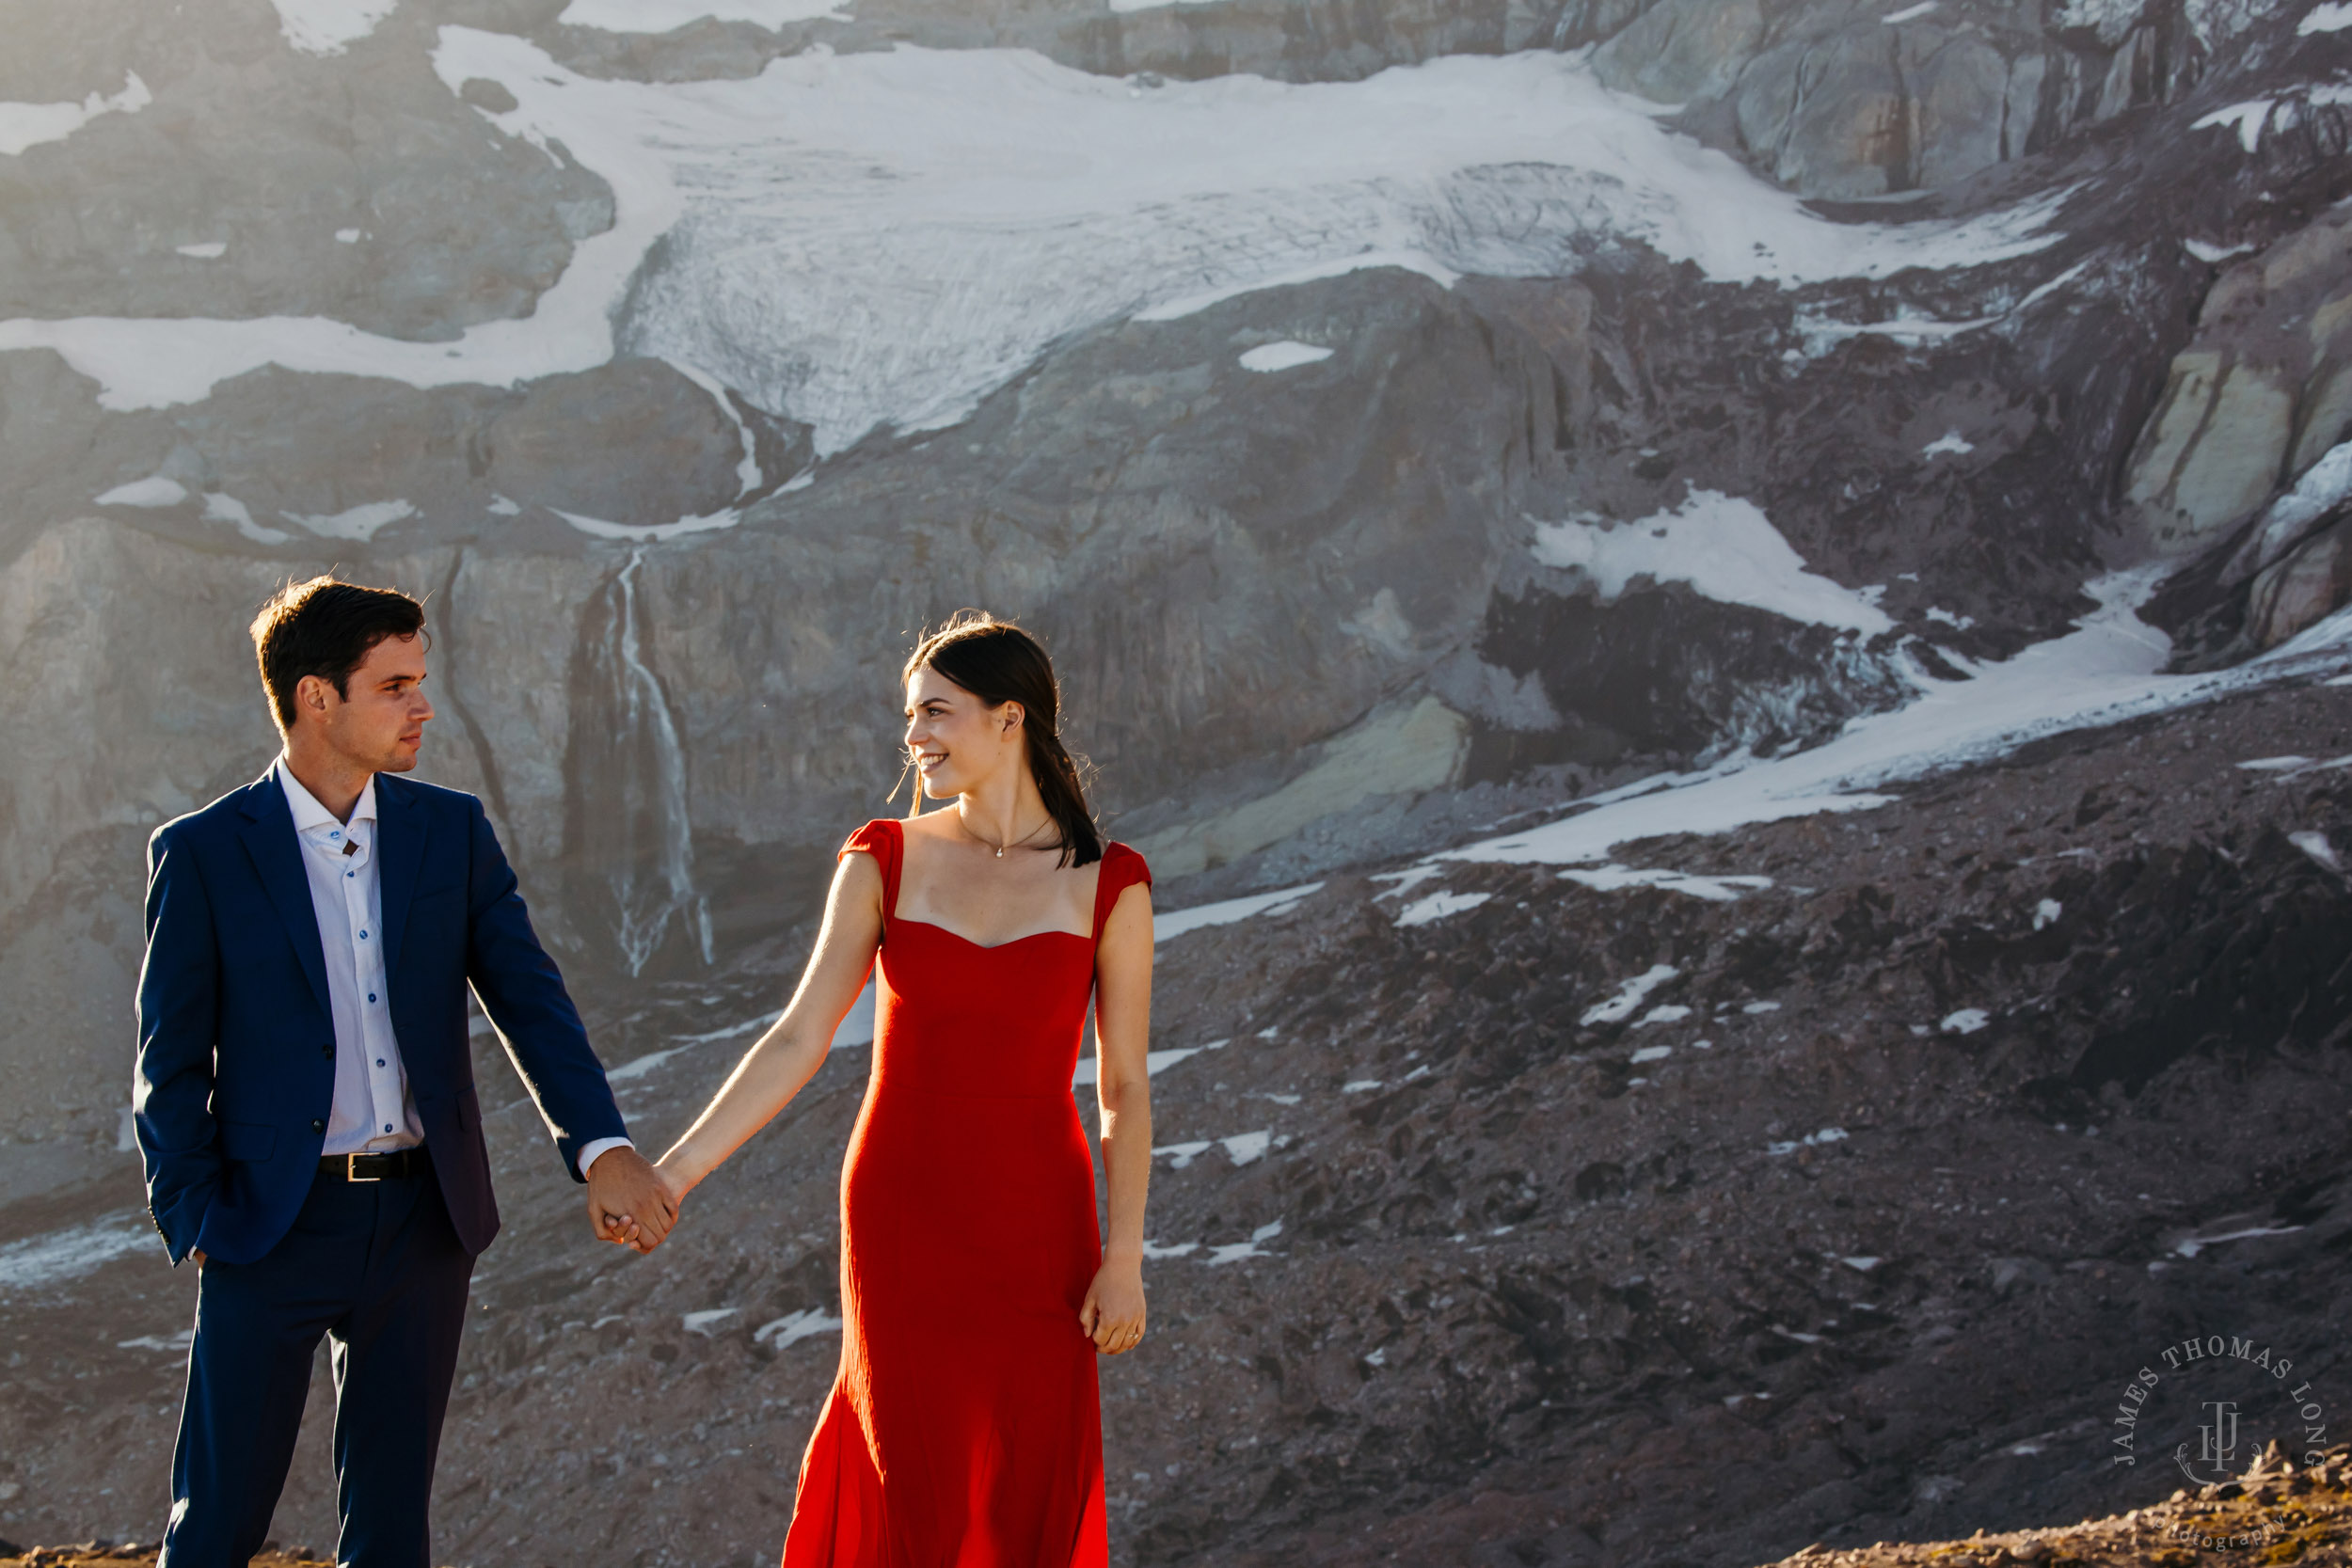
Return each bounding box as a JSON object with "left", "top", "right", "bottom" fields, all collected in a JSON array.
[{"left": 994, "top": 846, "right": 1004, "bottom": 858}]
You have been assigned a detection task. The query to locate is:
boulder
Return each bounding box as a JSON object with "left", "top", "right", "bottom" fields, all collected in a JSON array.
[
  {"left": 483, "top": 358, "right": 749, "bottom": 528},
  {"left": 1590, "top": 0, "right": 1762, "bottom": 104},
  {"left": 1729, "top": 18, "right": 2042, "bottom": 198},
  {"left": 2297, "top": 359, "right": 2352, "bottom": 477},
  {"left": 1908, "top": 34, "right": 2011, "bottom": 191},
  {"left": 2153, "top": 359, "right": 2295, "bottom": 551},
  {"left": 2129, "top": 206, "right": 2352, "bottom": 563},
  {"left": 2248, "top": 507, "right": 2352, "bottom": 647},
  {"left": 1754, "top": 27, "right": 1915, "bottom": 200}
]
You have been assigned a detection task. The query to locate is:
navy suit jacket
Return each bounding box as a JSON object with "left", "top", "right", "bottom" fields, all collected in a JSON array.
[{"left": 133, "top": 768, "right": 628, "bottom": 1265}]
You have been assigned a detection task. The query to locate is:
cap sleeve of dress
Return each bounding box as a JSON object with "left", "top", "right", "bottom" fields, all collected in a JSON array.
[
  {"left": 1090, "top": 842, "right": 1152, "bottom": 940},
  {"left": 839, "top": 818, "right": 903, "bottom": 921}
]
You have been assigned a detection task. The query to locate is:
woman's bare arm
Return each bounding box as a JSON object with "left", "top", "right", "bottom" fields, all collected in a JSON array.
[
  {"left": 654, "top": 852, "right": 884, "bottom": 1200},
  {"left": 1079, "top": 879, "right": 1152, "bottom": 1353}
]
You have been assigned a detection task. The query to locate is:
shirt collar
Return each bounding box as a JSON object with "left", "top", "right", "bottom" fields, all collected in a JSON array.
[{"left": 276, "top": 756, "right": 378, "bottom": 834}]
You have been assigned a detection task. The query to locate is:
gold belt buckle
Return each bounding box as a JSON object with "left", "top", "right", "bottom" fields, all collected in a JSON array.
[{"left": 346, "top": 1153, "right": 383, "bottom": 1183}]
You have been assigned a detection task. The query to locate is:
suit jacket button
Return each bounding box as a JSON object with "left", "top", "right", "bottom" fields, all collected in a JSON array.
[
  {"left": 310, "top": 1117, "right": 326, "bottom": 1133},
  {"left": 321, "top": 1044, "right": 334, "bottom": 1059}
]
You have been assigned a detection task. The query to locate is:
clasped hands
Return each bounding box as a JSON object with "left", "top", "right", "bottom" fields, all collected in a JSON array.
[{"left": 586, "top": 1147, "right": 686, "bottom": 1254}]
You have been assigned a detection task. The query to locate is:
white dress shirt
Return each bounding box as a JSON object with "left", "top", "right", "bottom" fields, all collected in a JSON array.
[
  {"left": 278, "top": 760, "right": 631, "bottom": 1179},
  {"left": 279, "top": 759, "right": 420, "bottom": 1156}
]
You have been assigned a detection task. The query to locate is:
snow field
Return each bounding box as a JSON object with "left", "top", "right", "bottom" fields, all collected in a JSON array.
[
  {"left": 1440, "top": 567, "right": 2352, "bottom": 875},
  {"left": 3, "top": 34, "right": 2064, "bottom": 454}
]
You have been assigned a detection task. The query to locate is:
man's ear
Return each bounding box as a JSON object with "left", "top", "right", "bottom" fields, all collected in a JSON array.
[{"left": 294, "top": 673, "right": 335, "bottom": 722}]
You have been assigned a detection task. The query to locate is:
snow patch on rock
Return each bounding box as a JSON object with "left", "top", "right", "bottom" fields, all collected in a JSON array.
[
  {"left": 203, "top": 491, "right": 291, "bottom": 545},
  {"left": 0, "top": 1212, "right": 153, "bottom": 1292},
  {"left": 1532, "top": 490, "right": 1896, "bottom": 635},
  {"left": 753, "top": 1307, "right": 842, "bottom": 1347},
  {"left": 1558, "top": 864, "right": 1773, "bottom": 901},
  {"left": 95, "top": 476, "right": 187, "bottom": 508},
  {"left": 1395, "top": 889, "right": 1492, "bottom": 927},
  {"left": 1156, "top": 883, "right": 1321, "bottom": 943},
  {"left": 1238, "top": 341, "right": 1335, "bottom": 373},
  {"left": 283, "top": 499, "right": 415, "bottom": 542},
  {"left": 560, "top": 0, "right": 848, "bottom": 29},
  {"left": 0, "top": 72, "right": 151, "bottom": 158},
  {"left": 272, "top": 0, "right": 400, "bottom": 55},
  {"left": 1581, "top": 964, "right": 1680, "bottom": 1026},
  {"left": 2195, "top": 99, "right": 2274, "bottom": 153}
]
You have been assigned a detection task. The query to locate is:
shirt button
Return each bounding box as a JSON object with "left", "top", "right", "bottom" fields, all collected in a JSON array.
[
  {"left": 376, "top": 1058, "right": 386, "bottom": 1067},
  {"left": 346, "top": 870, "right": 354, "bottom": 879},
  {"left": 368, "top": 993, "right": 376, "bottom": 1004},
  {"left": 383, "top": 1124, "right": 393, "bottom": 1133},
  {"left": 310, "top": 1117, "right": 326, "bottom": 1133},
  {"left": 358, "top": 930, "right": 368, "bottom": 940}
]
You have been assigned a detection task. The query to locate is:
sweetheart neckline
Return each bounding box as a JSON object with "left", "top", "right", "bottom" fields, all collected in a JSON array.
[{"left": 886, "top": 912, "right": 1092, "bottom": 952}]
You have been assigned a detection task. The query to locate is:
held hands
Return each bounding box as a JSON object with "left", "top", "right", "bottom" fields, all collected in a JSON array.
[
  {"left": 586, "top": 1147, "right": 681, "bottom": 1254},
  {"left": 1078, "top": 1257, "right": 1146, "bottom": 1355}
]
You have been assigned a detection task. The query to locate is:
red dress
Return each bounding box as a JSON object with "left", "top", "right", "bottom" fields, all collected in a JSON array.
[{"left": 783, "top": 817, "right": 1152, "bottom": 1568}]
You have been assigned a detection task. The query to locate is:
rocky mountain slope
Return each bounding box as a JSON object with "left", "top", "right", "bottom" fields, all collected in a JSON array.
[
  {"left": 4, "top": 629, "right": 2348, "bottom": 1566},
  {"left": 4, "top": 0, "right": 2352, "bottom": 1563}
]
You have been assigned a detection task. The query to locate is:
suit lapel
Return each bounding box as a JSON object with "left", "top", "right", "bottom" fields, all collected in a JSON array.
[
  {"left": 375, "top": 776, "right": 428, "bottom": 984},
  {"left": 236, "top": 772, "right": 332, "bottom": 1020}
]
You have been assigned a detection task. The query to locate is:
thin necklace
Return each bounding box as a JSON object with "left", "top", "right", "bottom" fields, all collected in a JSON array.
[{"left": 958, "top": 805, "right": 1054, "bottom": 858}]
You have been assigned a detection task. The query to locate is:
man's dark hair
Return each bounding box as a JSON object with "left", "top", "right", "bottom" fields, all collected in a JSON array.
[{"left": 249, "top": 576, "right": 428, "bottom": 731}]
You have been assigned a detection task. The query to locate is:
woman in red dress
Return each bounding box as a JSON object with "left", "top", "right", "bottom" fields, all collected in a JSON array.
[{"left": 649, "top": 611, "right": 1153, "bottom": 1567}]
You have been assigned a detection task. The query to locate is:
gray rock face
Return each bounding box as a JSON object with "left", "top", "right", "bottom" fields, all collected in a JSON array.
[
  {"left": 1589, "top": 0, "right": 1762, "bottom": 104},
  {"left": 1615, "top": 0, "right": 2292, "bottom": 200}
]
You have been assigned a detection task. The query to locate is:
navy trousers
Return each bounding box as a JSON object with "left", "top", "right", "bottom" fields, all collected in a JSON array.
[{"left": 160, "top": 1159, "right": 473, "bottom": 1568}]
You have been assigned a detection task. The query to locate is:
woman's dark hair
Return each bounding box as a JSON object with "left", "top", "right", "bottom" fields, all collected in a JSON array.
[
  {"left": 903, "top": 610, "right": 1103, "bottom": 868},
  {"left": 249, "top": 575, "right": 428, "bottom": 732}
]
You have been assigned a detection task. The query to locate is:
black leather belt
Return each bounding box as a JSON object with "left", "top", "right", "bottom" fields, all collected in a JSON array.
[{"left": 318, "top": 1148, "right": 426, "bottom": 1181}]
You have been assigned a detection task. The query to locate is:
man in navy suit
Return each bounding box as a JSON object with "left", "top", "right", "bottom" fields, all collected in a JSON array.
[{"left": 135, "top": 576, "right": 678, "bottom": 1568}]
